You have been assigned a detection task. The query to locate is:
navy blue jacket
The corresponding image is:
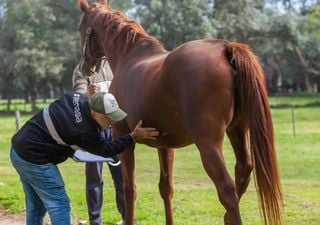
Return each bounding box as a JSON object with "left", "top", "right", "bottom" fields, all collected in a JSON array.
[{"left": 12, "top": 91, "right": 133, "bottom": 164}]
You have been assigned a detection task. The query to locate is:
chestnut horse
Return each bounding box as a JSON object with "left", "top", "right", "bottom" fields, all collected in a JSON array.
[{"left": 77, "top": 1, "right": 282, "bottom": 225}]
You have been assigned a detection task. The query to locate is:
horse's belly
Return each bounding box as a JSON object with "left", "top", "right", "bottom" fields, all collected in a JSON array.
[{"left": 139, "top": 130, "right": 194, "bottom": 149}]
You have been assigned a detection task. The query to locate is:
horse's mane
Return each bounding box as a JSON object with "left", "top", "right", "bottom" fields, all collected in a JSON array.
[{"left": 90, "top": 3, "right": 164, "bottom": 56}]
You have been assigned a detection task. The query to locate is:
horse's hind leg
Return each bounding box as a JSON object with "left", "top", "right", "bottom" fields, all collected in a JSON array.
[
  {"left": 226, "top": 126, "right": 253, "bottom": 199},
  {"left": 195, "top": 136, "right": 242, "bottom": 225},
  {"left": 157, "top": 148, "right": 174, "bottom": 225}
]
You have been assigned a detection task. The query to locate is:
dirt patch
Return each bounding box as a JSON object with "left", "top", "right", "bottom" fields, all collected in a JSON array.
[
  {"left": 0, "top": 206, "right": 87, "bottom": 225},
  {"left": 0, "top": 207, "right": 25, "bottom": 225}
]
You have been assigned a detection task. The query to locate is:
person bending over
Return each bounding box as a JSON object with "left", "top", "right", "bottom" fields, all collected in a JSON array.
[{"left": 10, "top": 91, "right": 158, "bottom": 225}]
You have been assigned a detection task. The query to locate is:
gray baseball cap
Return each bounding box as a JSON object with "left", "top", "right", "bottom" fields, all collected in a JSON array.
[{"left": 89, "top": 92, "right": 127, "bottom": 122}]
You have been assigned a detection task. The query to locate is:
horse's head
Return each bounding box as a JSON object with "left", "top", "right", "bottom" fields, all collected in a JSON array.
[
  {"left": 78, "top": 0, "right": 162, "bottom": 76},
  {"left": 78, "top": 0, "right": 109, "bottom": 76}
]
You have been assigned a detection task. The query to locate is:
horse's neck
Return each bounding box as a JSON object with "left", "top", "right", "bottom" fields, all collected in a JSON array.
[{"left": 96, "top": 10, "right": 166, "bottom": 70}]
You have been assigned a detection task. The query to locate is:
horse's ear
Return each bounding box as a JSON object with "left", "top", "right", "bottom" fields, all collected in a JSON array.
[
  {"left": 78, "top": 0, "right": 89, "bottom": 12},
  {"left": 100, "top": 0, "right": 109, "bottom": 6}
]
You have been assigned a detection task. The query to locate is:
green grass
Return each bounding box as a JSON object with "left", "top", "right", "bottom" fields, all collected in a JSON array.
[
  {"left": 269, "top": 94, "right": 320, "bottom": 107},
  {"left": 0, "top": 100, "right": 319, "bottom": 224}
]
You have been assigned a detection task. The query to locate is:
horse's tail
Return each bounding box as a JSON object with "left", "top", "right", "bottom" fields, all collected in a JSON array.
[{"left": 226, "top": 42, "right": 283, "bottom": 225}]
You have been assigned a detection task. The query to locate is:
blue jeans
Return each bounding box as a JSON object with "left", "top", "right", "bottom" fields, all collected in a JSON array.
[{"left": 10, "top": 148, "right": 70, "bottom": 225}]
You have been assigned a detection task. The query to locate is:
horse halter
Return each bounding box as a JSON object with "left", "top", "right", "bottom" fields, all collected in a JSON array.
[{"left": 79, "top": 26, "right": 107, "bottom": 77}]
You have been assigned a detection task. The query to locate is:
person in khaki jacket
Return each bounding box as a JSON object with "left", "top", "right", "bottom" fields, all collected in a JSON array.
[{"left": 73, "top": 61, "right": 125, "bottom": 225}]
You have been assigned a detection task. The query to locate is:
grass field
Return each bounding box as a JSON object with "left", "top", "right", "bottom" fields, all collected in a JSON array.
[{"left": 0, "top": 96, "right": 319, "bottom": 225}]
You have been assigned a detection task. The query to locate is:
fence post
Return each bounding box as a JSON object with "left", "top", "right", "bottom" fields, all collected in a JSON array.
[
  {"left": 291, "top": 107, "right": 296, "bottom": 137},
  {"left": 15, "top": 110, "right": 21, "bottom": 131}
]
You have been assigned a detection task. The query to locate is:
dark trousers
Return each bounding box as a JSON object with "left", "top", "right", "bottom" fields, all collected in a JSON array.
[{"left": 85, "top": 161, "right": 125, "bottom": 225}]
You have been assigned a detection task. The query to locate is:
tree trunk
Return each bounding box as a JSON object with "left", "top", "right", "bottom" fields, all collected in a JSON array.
[
  {"left": 3, "top": 72, "right": 15, "bottom": 111},
  {"left": 6, "top": 97, "right": 12, "bottom": 111},
  {"left": 262, "top": 55, "right": 281, "bottom": 94},
  {"left": 294, "top": 46, "right": 315, "bottom": 93},
  {"left": 30, "top": 90, "right": 37, "bottom": 112},
  {"left": 24, "top": 90, "right": 30, "bottom": 104}
]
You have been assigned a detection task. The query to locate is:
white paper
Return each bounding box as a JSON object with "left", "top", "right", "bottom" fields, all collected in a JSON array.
[
  {"left": 73, "top": 149, "right": 116, "bottom": 162},
  {"left": 96, "top": 80, "right": 112, "bottom": 92}
]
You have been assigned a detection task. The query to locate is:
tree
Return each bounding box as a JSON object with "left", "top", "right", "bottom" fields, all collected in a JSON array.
[
  {"left": 135, "top": 0, "right": 215, "bottom": 50},
  {"left": 264, "top": 1, "right": 320, "bottom": 92},
  {"left": 0, "top": 0, "right": 82, "bottom": 110},
  {"left": 0, "top": 0, "right": 20, "bottom": 110},
  {"left": 296, "top": 6, "right": 320, "bottom": 92},
  {"left": 12, "top": 0, "right": 67, "bottom": 110}
]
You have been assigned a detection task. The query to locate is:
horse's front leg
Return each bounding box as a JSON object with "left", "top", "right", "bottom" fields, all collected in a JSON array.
[
  {"left": 119, "top": 145, "right": 136, "bottom": 225},
  {"left": 157, "top": 148, "right": 175, "bottom": 225}
]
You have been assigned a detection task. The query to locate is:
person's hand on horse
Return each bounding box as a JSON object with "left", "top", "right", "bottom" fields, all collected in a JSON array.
[
  {"left": 130, "top": 120, "right": 159, "bottom": 143},
  {"left": 88, "top": 83, "right": 98, "bottom": 96}
]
